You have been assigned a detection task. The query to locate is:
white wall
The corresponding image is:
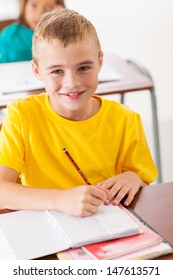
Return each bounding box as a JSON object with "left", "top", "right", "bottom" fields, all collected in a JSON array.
[
  {"left": 1, "top": 0, "right": 173, "bottom": 182},
  {"left": 0, "top": 0, "right": 19, "bottom": 20}
]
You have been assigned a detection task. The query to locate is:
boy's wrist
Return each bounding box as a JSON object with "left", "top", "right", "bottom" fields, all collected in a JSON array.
[{"left": 48, "top": 189, "right": 65, "bottom": 212}]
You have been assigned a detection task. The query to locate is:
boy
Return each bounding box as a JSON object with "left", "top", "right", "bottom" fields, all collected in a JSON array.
[{"left": 0, "top": 9, "right": 158, "bottom": 217}]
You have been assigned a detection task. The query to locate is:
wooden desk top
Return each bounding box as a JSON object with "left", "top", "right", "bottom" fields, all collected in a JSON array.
[
  {"left": 0, "top": 54, "right": 153, "bottom": 110},
  {"left": 0, "top": 19, "right": 16, "bottom": 31}
]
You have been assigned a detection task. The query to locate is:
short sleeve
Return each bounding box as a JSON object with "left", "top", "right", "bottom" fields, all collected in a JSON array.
[
  {"left": 120, "top": 112, "right": 158, "bottom": 183},
  {"left": 0, "top": 103, "right": 24, "bottom": 173}
]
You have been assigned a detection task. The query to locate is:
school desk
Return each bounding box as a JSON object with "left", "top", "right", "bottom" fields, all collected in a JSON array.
[
  {"left": 0, "top": 181, "right": 172, "bottom": 260},
  {"left": 0, "top": 53, "right": 161, "bottom": 182},
  {"left": 0, "top": 19, "right": 15, "bottom": 31},
  {"left": 129, "top": 181, "right": 173, "bottom": 260}
]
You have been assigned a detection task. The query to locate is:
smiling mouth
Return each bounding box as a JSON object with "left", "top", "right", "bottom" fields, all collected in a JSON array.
[{"left": 59, "top": 91, "right": 85, "bottom": 97}]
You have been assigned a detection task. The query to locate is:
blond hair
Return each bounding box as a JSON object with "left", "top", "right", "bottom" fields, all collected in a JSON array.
[{"left": 32, "top": 9, "right": 101, "bottom": 63}]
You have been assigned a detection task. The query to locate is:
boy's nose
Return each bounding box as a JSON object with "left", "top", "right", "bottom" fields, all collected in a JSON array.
[{"left": 63, "top": 73, "right": 82, "bottom": 89}]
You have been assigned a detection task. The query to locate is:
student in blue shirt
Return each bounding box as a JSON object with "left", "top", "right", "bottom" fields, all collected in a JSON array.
[{"left": 0, "top": 0, "right": 65, "bottom": 63}]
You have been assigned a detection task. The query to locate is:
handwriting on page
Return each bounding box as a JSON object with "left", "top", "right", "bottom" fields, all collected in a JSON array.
[{"left": 49, "top": 205, "right": 140, "bottom": 247}]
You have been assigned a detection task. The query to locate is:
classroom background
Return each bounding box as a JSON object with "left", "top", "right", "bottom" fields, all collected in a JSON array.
[{"left": 0, "top": 0, "right": 173, "bottom": 183}]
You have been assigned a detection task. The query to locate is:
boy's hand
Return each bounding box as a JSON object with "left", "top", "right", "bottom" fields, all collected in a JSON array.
[
  {"left": 56, "top": 185, "right": 108, "bottom": 217},
  {"left": 97, "top": 172, "right": 146, "bottom": 207}
]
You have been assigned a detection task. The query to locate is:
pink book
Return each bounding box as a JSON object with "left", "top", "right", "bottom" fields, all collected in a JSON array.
[{"left": 83, "top": 205, "right": 163, "bottom": 260}]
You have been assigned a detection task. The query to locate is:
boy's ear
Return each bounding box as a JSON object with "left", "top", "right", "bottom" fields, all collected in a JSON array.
[
  {"left": 32, "top": 60, "right": 42, "bottom": 81},
  {"left": 98, "top": 51, "right": 104, "bottom": 70}
]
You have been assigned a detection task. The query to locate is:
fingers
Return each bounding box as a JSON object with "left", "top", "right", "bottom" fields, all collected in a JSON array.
[
  {"left": 97, "top": 172, "right": 145, "bottom": 206},
  {"left": 112, "top": 188, "right": 137, "bottom": 206},
  {"left": 81, "top": 204, "right": 100, "bottom": 217},
  {"left": 77, "top": 195, "right": 102, "bottom": 217},
  {"left": 111, "top": 185, "right": 139, "bottom": 206},
  {"left": 89, "top": 195, "right": 104, "bottom": 207},
  {"left": 91, "top": 185, "right": 108, "bottom": 203},
  {"left": 60, "top": 172, "right": 143, "bottom": 217},
  {"left": 73, "top": 186, "right": 108, "bottom": 217},
  {"left": 98, "top": 181, "right": 139, "bottom": 206},
  {"left": 122, "top": 192, "right": 135, "bottom": 206},
  {"left": 97, "top": 178, "right": 114, "bottom": 190}
]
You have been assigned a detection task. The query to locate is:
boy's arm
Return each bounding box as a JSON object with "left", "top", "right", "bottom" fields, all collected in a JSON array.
[
  {"left": 0, "top": 165, "right": 108, "bottom": 217},
  {"left": 0, "top": 165, "right": 60, "bottom": 211}
]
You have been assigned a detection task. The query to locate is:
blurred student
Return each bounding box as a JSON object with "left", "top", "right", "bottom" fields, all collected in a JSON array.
[
  {"left": 0, "top": 0, "right": 65, "bottom": 63},
  {"left": 0, "top": 9, "right": 158, "bottom": 217}
]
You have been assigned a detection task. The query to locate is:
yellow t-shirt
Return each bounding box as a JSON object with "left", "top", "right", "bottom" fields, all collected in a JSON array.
[{"left": 0, "top": 93, "right": 158, "bottom": 188}]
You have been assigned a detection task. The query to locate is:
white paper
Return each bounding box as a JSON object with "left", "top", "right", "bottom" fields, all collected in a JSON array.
[
  {"left": 50, "top": 205, "right": 140, "bottom": 247},
  {"left": 0, "top": 210, "right": 69, "bottom": 259},
  {"left": 0, "top": 229, "right": 17, "bottom": 259},
  {"left": 99, "top": 62, "right": 121, "bottom": 82},
  {"left": 0, "top": 205, "right": 140, "bottom": 259},
  {"left": 0, "top": 92, "right": 28, "bottom": 106},
  {"left": 0, "top": 61, "right": 44, "bottom": 94}
]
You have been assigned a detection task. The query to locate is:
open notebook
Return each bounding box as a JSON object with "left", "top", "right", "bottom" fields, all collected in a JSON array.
[{"left": 0, "top": 204, "right": 140, "bottom": 260}]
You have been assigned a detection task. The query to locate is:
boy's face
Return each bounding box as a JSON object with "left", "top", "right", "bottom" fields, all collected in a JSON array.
[{"left": 32, "top": 40, "right": 103, "bottom": 119}]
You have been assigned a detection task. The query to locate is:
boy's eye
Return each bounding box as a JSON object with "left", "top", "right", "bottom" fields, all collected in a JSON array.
[
  {"left": 51, "top": 69, "right": 63, "bottom": 75},
  {"left": 79, "top": 66, "right": 90, "bottom": 72}
]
